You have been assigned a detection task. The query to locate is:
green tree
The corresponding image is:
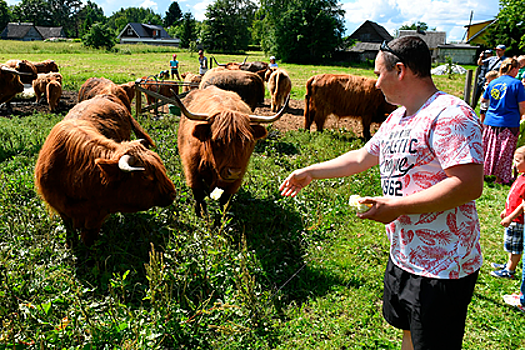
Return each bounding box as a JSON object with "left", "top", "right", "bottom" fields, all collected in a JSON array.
[
  {"left": 107, "top": 7, "right": 162, "bottom": 34},
  {"left": 0, "top": 0, "right": 10, "bottom": 31},
  {"left": 201, "top": 0, "right": 256, "bottom": 53},
  {"left": 176, "top": 12, "right": 197, "bottom": 48},
  {"left": 257, "top": 0, "right": 345, "bottom": 63},
  {"left": 78, "top": 0, "right": 106, "bottom": 37},
  {"left": 83, "top": 22, "right": 115, "bottom": 50},
  {"left": 487, "top": 0, "right": 525, "bottom": 53},
  {"left": 399, "top": 21, "right": 429, "bottom": 31},
  {"left": 164, "top": 1, "right": 182, "bottom": 28}
]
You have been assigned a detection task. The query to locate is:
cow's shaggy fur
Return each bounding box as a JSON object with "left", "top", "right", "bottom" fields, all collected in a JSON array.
[
  {"left": 34, "top": 118, "right": 175, "bottom": 246},
  {"left": 304, "top": 74, "right": 397, "bottom": 140},
  {"left": 267, "top": 68, "right": 292, "bottom": 112}
]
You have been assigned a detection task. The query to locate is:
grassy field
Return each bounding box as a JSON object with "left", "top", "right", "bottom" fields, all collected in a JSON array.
[{"left": 0, "top": 41, "right": 524, "bottom": 349}]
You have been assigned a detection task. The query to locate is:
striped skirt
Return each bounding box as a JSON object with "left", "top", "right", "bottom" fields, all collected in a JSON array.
[{"left": 483, "top": 125, "right": 519, "bottom": 184}]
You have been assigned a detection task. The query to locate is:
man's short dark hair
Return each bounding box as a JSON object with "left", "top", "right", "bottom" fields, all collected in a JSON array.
[{"left": 380, "top": 36, "right": 432, "bottom": 78}]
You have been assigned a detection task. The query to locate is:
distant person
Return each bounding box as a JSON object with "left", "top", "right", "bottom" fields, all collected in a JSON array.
[
  {"left": 472, "top": 49, "right": 494, "bottom": 108},
  {"left": 480, "top": 57, "right": 525, "bottom": 185},
  {"left": 170, "top": 54, "right": 181, "bottom": 80},
  {"left": 198, "top": 50, "right": 208, "bottom": 76},
  {"left": 479, "top": 70, "right": 499, "bottom": 123},
  {"left": 491, "top": 145, "right": 525, "bottom": 280},
  {"left": 474, "top": 45, "right": 508, "bottom": 108},
  {"left": 269, "top": 56, "right": 278, "bottom": 68},
  {"left": 517, "top": 55, "right": 525, "bottom": 81}
]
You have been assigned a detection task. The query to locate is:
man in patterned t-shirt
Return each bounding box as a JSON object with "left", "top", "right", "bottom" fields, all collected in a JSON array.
[{"left": 279, "top": 36, "right": 484, "bottom": 350}]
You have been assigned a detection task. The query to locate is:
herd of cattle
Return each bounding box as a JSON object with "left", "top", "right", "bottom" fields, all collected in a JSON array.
[{"left": 0, "top": 57, "right": 395, "bottom": 246}]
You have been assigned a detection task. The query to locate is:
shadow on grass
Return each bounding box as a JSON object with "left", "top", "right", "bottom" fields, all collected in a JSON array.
[{"left": 230, "top": 188, "right": 361, "bottom": 308}]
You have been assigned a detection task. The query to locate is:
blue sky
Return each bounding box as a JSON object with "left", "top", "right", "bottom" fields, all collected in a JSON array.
[{"left": 7, "top": 0, "right": 501, "bottom": 42}]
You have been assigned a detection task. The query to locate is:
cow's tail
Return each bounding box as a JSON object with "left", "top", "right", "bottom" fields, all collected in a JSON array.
[
  {"left": 130, "top": 115, "right": 156, "bottom": 148},
  {"left": 304, "top": 76, "right": 314, "bottom": 130}
]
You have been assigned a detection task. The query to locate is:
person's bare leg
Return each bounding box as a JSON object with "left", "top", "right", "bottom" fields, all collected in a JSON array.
[
  {"left": 402, "top": 330, "right": 413, "bottom": 350},
  {"left": 507, "top": 253, "right": 522, "bottom": 271}
]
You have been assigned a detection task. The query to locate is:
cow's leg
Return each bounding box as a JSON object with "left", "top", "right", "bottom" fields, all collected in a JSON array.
[
  {"left": 192, "top": 188, "right": 207, "bottom": 218},
  {"left": 304, "top": 107, "right": 314, "bottom": 130},
  {"left": 314, "top": 114, "right": 325, "bottom": 132},
  {"left": 60, "top": 213, "right": 77, "bottom": 249},
  {"left": 81, "top": 228, "right": 100, "bottom": 247},
  {"left": 362, "top": 118, "right": 372, "bottom": 140}
]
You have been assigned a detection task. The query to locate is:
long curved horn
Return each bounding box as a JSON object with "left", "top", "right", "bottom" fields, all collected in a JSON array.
[
  {"left": 211, "top": 56, "right": 225, "bottom": 67},
  {"left": 241, "top": 56, "right": 248, "bottom": 65},
  {"left": 249, "top": 94, "right": 290, "bottom": 123},
  {"left": 0, "top": 65, "right": 32, "bottom": 76},
  {"left": 169, "top": 92, "right": 209, "bottom": 121},
  {"left": 118, "top": 155, "right": 145, "bottom": 172}
]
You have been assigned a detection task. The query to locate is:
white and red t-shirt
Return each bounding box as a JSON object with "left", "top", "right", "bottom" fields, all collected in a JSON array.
[
  {"left": 506, "top": 175, "right": 525, "bottom": 224},
  {"left": 365, "top": 91, "right": 484, "bottom": 279}
]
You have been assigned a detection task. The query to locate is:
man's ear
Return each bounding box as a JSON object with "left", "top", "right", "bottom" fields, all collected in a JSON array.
[{"left": 396, "top": 62, "right": 406, "bottom": 79}]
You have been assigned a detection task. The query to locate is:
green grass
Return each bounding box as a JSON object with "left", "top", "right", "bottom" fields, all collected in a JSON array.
[{"left": 0, "top": 41, "right": 523, "bottom": 349}]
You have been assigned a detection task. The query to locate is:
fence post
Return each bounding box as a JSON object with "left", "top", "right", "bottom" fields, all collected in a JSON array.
[
  {"left": 135, "top": 79, "right": 142, "bottom": 118},
  {"left": 463, "top": 69, "right": 473, "bottom": 106}
]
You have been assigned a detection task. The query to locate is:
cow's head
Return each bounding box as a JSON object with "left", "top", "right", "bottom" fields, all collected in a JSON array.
[
  {"left": 95, "top": 140, "right": 176, "bottom": 210},
  {"left": 174, "top": 92, "right": 290, "bottom": 183}
]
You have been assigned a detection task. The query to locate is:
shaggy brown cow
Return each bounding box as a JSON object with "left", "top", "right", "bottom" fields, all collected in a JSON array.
[
  {"left": 119, "top": 81, "right": 136, "bottom": 105},
  {"left": 33, "top": 59, "right": 59, "bottom": 73},
  {"left": 34, "top": 119, "right": 176, "bottom": 246},
  {"left": 0, "top": 65, "right": 27, "bottom": 104},
  {"left": 199, "top": 70, "right": 265, "bottom": 111},
  {"left": 64, "top": 94, "right": 155, "bottom": 148},
  {"left": 181, "top": 72, "right": 201, "bottom": 93},
  {"left": 304, "top": 74, "right": 397, "bottom": 140},
  {"left": 33, "top": 72, "right": 63, "bottom": 102},
  {"left": 46, "top": 79, "right": 62, "bottom": 112},
  {"left": 5, "top": 59, "right": 38, "bottom": 84},
  {"left": 140, "top": 77, "right": 179, "bottom": 106},
  {"left": 173, "top": 86, "right": 289, "bottom": 216},
  {"left": 267, "top": 68, "right": 292, "bottom": 112},
  {"left": 78, "top": 77, "right": 134, "bottom": 112},
  {"left": 211, "top": 56, "right": 269, "bottom": 73}
]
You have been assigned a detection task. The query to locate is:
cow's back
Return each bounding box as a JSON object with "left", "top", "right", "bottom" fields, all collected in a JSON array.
[
  {"left": 79, "top": 77, "right": 132, "bottom": 111},
  {"left": 200, "top": 70, "right": 264, "bottom": 111}
]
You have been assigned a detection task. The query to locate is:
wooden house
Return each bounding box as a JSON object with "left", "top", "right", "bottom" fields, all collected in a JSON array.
[{"left": 117, "top": 23, "right": 180, "bottom": 46}]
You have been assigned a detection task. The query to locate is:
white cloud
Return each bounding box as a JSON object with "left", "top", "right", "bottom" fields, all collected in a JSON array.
[
  {"left": 140, "top": 0, "right": 158, "bottom": 12},
  {"left": 192, "top": 0, "right": 213, "bottom": 21},
  {"left": 341, "top": 0, "right": 499, "bottom": 41}
]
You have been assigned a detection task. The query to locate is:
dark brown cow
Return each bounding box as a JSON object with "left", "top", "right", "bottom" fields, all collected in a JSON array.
[
  {"left": 211, "top": 56, "right": 269, "bottom": 73},
  {"left": 199, "top": 70, "right": 265, "bottom": 111},
  {"left": 4, "top": 59, "right": 38, "bottom": 84},
  {"left": 33, "top": 59, "right": 59, "bottom": 73},
  {"left": 34, "top": 119, "right": 176, "bottom": 246},
  {"left": 64, "top": 94, "right": 155, "bottom": 148},
  {"left": 0, "top": 65, "right": 27, "bottom": 104},
  {"left": 304, "top": 74, "right": 397, "bottom": 140},
  {"left": 267, "top": 68, "right": 292, "bottom": 112},
  {"left": 78, "top": 77, "right": 134, "bottom": 112},
  {"left": 173, "top": 86, "right": 289, "bottom": 216}
]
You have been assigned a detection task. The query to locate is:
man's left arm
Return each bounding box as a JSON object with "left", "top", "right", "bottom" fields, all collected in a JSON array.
[{"left": 360, "top": 163, "right": 484, "bottom": 224}]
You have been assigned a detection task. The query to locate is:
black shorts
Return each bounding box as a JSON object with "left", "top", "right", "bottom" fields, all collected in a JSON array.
[{"left": 383, "top": 258, "right": 479, "bottom": 350}]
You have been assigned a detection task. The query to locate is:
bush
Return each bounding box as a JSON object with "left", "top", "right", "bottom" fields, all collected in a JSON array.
[{"left": 82, "top": 23, "right": 116, "bottom": 50}]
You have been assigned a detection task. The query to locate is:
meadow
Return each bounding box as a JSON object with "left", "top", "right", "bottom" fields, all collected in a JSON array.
[{"left": 0, "top": 41, "right": 524, "bottom": 349}]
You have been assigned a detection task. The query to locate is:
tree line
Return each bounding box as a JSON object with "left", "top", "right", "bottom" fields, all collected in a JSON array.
[{"left": 0, "top": 0, "right": 345, "bottom": 64}]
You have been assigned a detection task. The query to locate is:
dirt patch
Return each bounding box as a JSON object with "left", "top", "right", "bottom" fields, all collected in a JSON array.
[
  {"left": 0, "top": 90, "right": 78, "bottom": 118},
  {"left": 0, "top": 92, "right": 372, "bottom": 137},
  {"left": 254, "top": 98, "right": 369, "bottom": 136}
]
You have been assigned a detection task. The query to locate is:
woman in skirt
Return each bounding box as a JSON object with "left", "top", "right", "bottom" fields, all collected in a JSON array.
[{"left": 481, "top": 58, "right": 525, "bottom": 184}]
